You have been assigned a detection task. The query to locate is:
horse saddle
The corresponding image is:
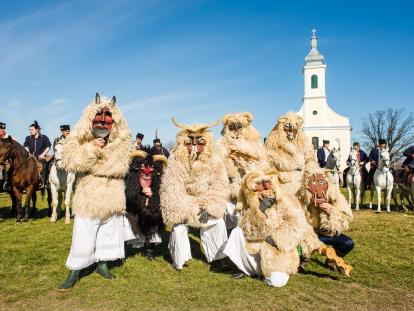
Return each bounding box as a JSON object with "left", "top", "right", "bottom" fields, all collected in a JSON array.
[{"left": 308, "top": 173, "right": 329, "bottom": 206}]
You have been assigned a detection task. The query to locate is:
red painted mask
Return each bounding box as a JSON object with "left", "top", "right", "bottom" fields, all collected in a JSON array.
[
  {"left": 92, "top": 108, "right": 114, "bottom": 138},
  {"left": 307, "top": 173, "right": 329, "bottom": 206},
  {"left": 139, "top": 164, "right": 154, "bottom": 189}
]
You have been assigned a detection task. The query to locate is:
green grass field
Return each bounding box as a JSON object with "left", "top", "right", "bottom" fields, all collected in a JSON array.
[{"left": 0, "top": 191, "right": 413, "bottom": 311}]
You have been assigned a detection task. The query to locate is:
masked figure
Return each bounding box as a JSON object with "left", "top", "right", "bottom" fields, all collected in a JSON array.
[
  {"left": 58, "top": 93, "right": 132, "bottom": 291},
  {"left": 216, "top": 112, "right": 269, "bottom": 229},
  {"left": 160, "top": 117, "right": 229, "bottom": 270},
  {"left": 125, "top": 149, "right": 167, "bottom": 260},
  {"left": 265, "top": 113, "right": 353, "bottom": 275},
  {"left": 223, "top": 169, "right": 308, "bottom": 287}
]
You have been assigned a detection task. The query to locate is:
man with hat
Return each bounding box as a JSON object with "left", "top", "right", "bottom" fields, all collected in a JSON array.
[
  {"left": 132, "top": 132, "right": 148, "bottom": 152},
  {"left": 150, "top": 138, "right": 170, "bottom": 158},
  {"left": 343, "top": 142, "right": 368, "bottom": 187},
  {"left": 0, "top": 122, "right": 12, "bottom": 191},
  {"left": 367, "top": 138, "right": 387, "bottom": 186},
  {"left": 53, "top": 125, "right": 71, "bottom": 150},
  {"left": 317, "top": 140, "right": 330, "bottom": 168}
]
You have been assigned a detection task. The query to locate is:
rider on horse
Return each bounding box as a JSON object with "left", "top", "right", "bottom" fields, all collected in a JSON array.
[
  {"left": 23, "top": 121, "right": 52, "bottom": 189},
  {"left": 0, "top": 122, "right": 12, "bottom": 191},
  {"left": 401, "top": 145, "right": 414, "bottom": 184},
  {"left": 367, "top": 138, "right": 387, "bottom": 186},
  {"left": 343, "top": 142, "right": 368, "bottom": 187},
  {"left": 53, "top": 124, "right": 70, "bottom": 150}
]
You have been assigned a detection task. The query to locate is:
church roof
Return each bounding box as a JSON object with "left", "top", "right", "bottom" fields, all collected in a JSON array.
[{"left": 304, "top": 29, "right": 325, "bottom": 66}]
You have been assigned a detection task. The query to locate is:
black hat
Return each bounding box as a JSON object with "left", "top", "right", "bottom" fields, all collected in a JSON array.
[
  {"left": 323, "top": 140, "right": 330, "bottom": 144},
  {"left": 353, "top": 141, "right": 360, "bottom": 147},
  {"left": 0, "top": 122, "right": 5, "bottom": 129},
  {"left": 153, "top": 138, "right": 161, "bottom": 144},
  {"left": 136, "top": 133, "right": 144, "bottom": 140},
  {"left": 378, "top": 138, "right": 387, "bottom": 145},
  {"left": 60, "top": 124, "right": 70, "bottom": 131}
]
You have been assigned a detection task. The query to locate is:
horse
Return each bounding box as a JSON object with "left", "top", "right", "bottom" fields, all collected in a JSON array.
[
  {"left": 346, "top": 148, "right": 363, "bottom": 210},
  {"left": 369, "top": 148, "right": 394, "bottom": 213},
  {"left": 0, "top": 163, "right": 17, "bottom": 215},
  {"left": 0, "top": 136, "right": 40, "bottom": 222},
  {"left": 49, "top": 142, "right": 76, "bottom": 224},
  {"left": 392, "top": 169, "right": 414, "bottom": 211},
  {"left": 326, "top": 147, "right": 342, "bottom": 189}
]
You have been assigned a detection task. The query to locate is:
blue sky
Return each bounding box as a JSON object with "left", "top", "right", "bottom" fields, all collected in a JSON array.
[{"left": 1, "top": 0, "right": 413, "bottom": 146}]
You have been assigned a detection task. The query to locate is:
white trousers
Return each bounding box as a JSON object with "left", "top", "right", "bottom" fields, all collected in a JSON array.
[
  {"left": 224, "top": 202, "right": 239, "bottom": 229},
  {"left": 223, "top": 227, "right": 290, "bottom": 288},
  {"left": 168, "top": 218, "right": 228, "bottom": 270},
  {"left": 66, "top": 214, "right": 129, "bottom": 270}
]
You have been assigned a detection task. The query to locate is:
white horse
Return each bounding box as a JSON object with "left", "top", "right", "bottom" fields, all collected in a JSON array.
[
  {"left": 346, "top": 149, "right": 363, "bottom": 210},
  {"left": 326, "top": 147, "right": 342, "bottom": 189},
  {"left": 49, "top": 142, "right": 76, "bottom": 224},
  {"left": 369, "top": 148, "right": 394, "bottom": 212}
]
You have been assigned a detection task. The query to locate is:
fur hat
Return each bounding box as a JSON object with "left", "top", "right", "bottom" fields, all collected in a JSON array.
[
  {"left": 323, "top": 140, "right": 330, "bottom": 144},
  {"left": 60, "top": 124, "right": 70, "bottom": 131},
  {"left": 153, "top": 138, "right": 161, "bottom": 144},
  {"left": 0, "top": 122, "right": 5, "bottom": 129},
  {"left": 136, "top": 133, "right": 144, "bottom": 140}
]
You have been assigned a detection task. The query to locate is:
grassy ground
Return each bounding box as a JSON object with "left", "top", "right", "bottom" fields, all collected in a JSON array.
[{"left": 0, "top": 191, "right": 413, "bottom": 311}]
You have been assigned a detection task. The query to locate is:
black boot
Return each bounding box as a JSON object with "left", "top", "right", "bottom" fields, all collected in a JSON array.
[
  {"left": 58, "top": 270, "right": 80, "bottom": 292},
  {"left": 95, "top": 262, "right": 115, "bottom": 279},
  {"left": 144, "top": 245, "right": 155, "bottom": 261}
]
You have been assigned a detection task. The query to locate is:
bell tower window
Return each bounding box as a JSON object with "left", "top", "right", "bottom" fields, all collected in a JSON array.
[
  {"left": 311, "top": 74, "right": 318, "bottom": 89},
  {"left": 312, "top": 137, "right": 319, "bottom": 150}
]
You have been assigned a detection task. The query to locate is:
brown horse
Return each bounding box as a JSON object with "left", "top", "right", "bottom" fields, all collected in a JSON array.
[{"left": 0, "top": 136, "right": 40, "bottom": 222}]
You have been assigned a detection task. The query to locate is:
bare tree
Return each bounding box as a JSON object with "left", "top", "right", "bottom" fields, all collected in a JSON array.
[{"left": 362, "top": 108, "right": 414, "bottom": 163}]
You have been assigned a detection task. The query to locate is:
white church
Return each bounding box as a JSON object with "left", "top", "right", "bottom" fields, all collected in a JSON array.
[{"left": 297, "top": 30, "right": 351, "bottom": 169}]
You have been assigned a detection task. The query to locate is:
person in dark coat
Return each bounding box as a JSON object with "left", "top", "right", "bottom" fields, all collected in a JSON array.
[
  {"left": 0, "top": 122, "right": 12, "bottom": 191},
  {"left": 150, "top": 138, "right": 170, "bottom": 158},
  {"left": 317, "top": 140, "right": 330, "bottom": 168},
  {"left": 343, "top": 142, "right": 368, "bottom": 187},
  {"left": 132, "top": 132, "right": 149, "bottom": 152},
  {"left": 23, "top": 121, "right": 52, "bottom": 188},
  {"left": 401, "top": 145, "right": 414, "bottom": 183},
  {"left": 367, "top": 138, "right": 387, "bottom": 186}
]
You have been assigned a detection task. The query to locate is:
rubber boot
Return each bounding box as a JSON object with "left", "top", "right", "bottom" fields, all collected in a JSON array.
[
  {"left": 58, "top": 270, "right": 80, "bottom": 292},
  {"left": 95, "top": 262, "right": 115, "bottom": 279}
]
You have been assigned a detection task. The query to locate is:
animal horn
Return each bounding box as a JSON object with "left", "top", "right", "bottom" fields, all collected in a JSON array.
[
  {"left": 206, "top": 119, "right": 220, "bottom": 129},
  {"left": 172, "top": 117, "right": 191, "bottom": 131},
  {"left": 153, "top": 154, "right": 168, "bottom": 167},
  {"left": 110, "top": 96, "right": 116, "bottom": 106},
  {"left": 130, "top": 150, "right": 148, "bottom": 159},
  {"left": 244, "top": 172, "right": 260, "bottom": 192},
  {"left": 95, "top": 93, "right": 101, "bottom": 104}
]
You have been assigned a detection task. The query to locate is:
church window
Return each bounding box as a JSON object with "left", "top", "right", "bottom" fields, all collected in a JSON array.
[
  {"left": 311, "top": 74, "right": 318, "bottom": 89},
  {"left": 312, "top": 137, "right": 319, "bottom": 150}
]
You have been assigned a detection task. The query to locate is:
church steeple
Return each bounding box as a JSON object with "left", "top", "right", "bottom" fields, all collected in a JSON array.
[
  {"left": 303, "top": 29, "right": 327, "bottom": 99},
  {"left": 305, "top": 29, "right": 325, "bottom": 66}
]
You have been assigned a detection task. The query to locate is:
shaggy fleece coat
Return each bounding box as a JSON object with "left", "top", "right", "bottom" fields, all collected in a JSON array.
[
  {"left": 298, "top": 162, "right": 353, "bottom": 237},
  {"left": 160, "top": 128, "right": 228, "bottom": 229},
  {"left": 62, "top": 96, "right": 131, "bottom": 220},
  {"left": 237, "top": 171, "right": 308, "bottom": 276},
  {"left": 216, "top": 112, "right": 269, "bottom": 202},
  {"left": 264, "top": 112, "right": 316, "bottom": 195}
]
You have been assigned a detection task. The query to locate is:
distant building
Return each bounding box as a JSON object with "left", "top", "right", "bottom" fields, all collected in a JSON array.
[{"left": 297, "top": 30, "right": 351, "bottom": 169}]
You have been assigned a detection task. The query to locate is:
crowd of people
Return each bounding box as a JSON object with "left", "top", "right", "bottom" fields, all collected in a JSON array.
[{"left": 0, "top": 94, "right": 413, "bottom": 292}]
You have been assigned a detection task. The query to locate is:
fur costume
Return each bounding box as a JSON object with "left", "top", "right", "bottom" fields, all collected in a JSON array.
[
  {"left": 160, "top": 118, "right": 228, "bottom": 228},
  {"left": 216, "top": 112, "right": 269, "bottom": 203},
  {"left": 236, "top": 169, "right": 307, "bottom": 277},
  {"left": 125, "top": 150, "right": 167, "bottom": 240},
  {"left": 62, "top": 95, "right": 131, "bottom": 220},
  {"left": 265, "top": 112, "right": 315, "bottom": 195},
  {"left": 298, "top": 161, "right": 353, "bottom": 237}
]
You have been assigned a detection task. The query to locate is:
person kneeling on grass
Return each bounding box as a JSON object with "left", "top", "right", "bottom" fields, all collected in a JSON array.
[
  {"left": 223, "top": 169, "right": 307, "bottom": 287},
  {"left": 58, "top": 93, "right": 134, "bottom": 291}
]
